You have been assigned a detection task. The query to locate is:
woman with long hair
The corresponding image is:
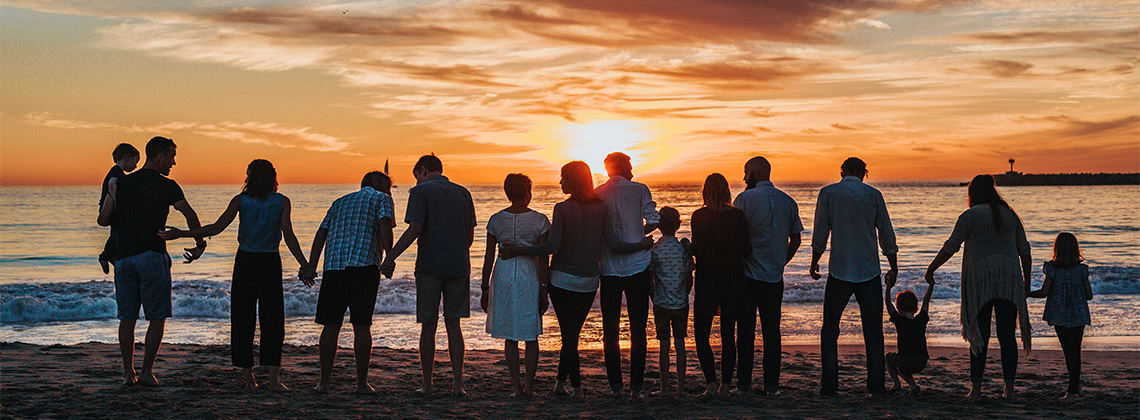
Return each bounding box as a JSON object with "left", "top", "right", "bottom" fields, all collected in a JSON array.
[
  {"left": 500, "top": 161, "right": 650, "bottom": 397},
  {"left": 690, "top": 173, "right": 751, "bottom": 397},
  {"left": 924, "top": 174, "right": 1032, "bottom": 399},
  {"left": 159, "top": 159, "right": 310, "bottom": 391}
]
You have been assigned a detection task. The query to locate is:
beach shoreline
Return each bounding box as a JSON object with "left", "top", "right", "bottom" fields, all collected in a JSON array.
[{"left": 3, "top": 342, "right": 1136, "bottom": 418}]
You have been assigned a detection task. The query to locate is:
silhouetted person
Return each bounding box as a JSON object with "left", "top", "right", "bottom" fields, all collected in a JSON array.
[
  {"left": 690, "top": 173, "right": 750, "bottom": 397},
  {"left": 1028, "top": 232, "right": 1092, "bottom": 400},
  {"left": 159, "top": 159, "right": 311, "bottom": 392},
  {"left": 381, "top": 155, "right": 477, "bottom": 396},
  {"left": 884, "top": 273, "right": 934, "bottom": 395},
  {"left": 479, "top": 173, "right": 550, "bottom": 397},
  {"left": 595, "top": 152, "right": 660, "bottom": 397},
  {"left": 649, "top": 207, "right": 693, "bottom": 396},
  {"left": 924, "top": 174, "right": 1031, "bottom": 399},
  {"left": 98, "top": 143, "right": 140, "bottom": 274},
  {"left": 733, "top": 157, "right": 802, "bottom": 395},
  {"left": 810, "top": 157, "right": 897, "bottom": 396},
  {"left": 97, "top": 136, "right": 207, "bottom": 387},
  {"left": 303, "top": 171, "right": 395, "bottom": 394}
]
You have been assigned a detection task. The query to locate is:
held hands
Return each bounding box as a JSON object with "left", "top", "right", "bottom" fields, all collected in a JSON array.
[
  {"left": 298, "top": 265, "right": 316, "bottom": 287},
  {"left": 884, "top": 267, "right": 898, "bottom": 288},
  {"left": 498, "top": 243, "right": 524, "bottom": 260},
  {"left": 639, "top": 235, "right": 655, "bottom": 249},
  {"left": 480, "top": 287, "right": 490, "bottom": 313},
  {"left": 379, "top": 258, "right": 395, "bottom": 279},
  {"left": 924, "top": 269, "right": 936, "bottom": 285},
  {"left": 539, "top": 287, "right": 549, "bottom": 315},
  {"left": 809, "top": 262, "right": 822, "bottom": 280}
]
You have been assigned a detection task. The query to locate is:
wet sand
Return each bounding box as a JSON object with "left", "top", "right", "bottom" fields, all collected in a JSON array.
[{"left": 1, "top": 342, "right": 1137, "bottom": 418}]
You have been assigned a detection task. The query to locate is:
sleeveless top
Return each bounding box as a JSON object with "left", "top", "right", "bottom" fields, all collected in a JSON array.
[{"left": 238, "top": 193, "right": 284, "bottom": 253}]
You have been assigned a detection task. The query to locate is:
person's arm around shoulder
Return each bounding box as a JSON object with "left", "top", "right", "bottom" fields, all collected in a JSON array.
[
  {"left": 603, "top": 203, "right": 653, "bottom": 254},
  {"left": 503, "top": 204, "right": 562, "bottom": 258}
]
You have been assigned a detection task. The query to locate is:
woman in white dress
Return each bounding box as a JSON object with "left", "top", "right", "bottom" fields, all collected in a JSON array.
[{"left": 479, "top": 173, "right": 550, "bottom": 397}]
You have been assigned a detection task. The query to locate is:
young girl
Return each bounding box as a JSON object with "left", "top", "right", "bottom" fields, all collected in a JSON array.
[
  {"left": 159, "top": 159, "right": 310, "bottom": 391},
  {"left": 480, "top": 173, "right": 551, "bottom": 397},
  {"left": 1028, "top": 232, "right": 1092, "bottom": 399}
]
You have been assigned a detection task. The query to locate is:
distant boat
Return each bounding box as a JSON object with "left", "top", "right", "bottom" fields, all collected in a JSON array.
[
  {"left": 960, "top": 158, "right": 1140, "bottom": 186},
  {"left": 385, "top": 159, "right": 397, "bottom": 188}
]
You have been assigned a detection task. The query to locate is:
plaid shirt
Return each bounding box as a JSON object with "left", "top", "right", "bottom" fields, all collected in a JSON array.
[{"left": 320, "top": 187, "right": 394, "bottom": 271}]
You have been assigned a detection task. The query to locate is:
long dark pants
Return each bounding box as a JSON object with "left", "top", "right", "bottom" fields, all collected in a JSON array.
[
  {"left": 738, "top": 280, "right": 783, "bottom": 393},
  {"left": 820, "top": 276, "right": 885, "bottom": 395},
  {"left": 969, "top": 299, "right": 1018, "bottom": 384},
  {"left": 549, "top": 285, "right": 596, "bottom": 388},
  {"left": 1055, "top": 325, "right": 1084, "bottom": 394},
  {"left": 231, "top": 251, "right": 285, "bottom": 368},
  {"left": 600, "top": 271, "right": 651, "bottom": 393},
  {"left": 694, "top": 297, "right": 742, "bottom": 386}
]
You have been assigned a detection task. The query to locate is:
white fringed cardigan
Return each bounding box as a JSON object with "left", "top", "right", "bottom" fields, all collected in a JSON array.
[{"left": 941, "top": 205, "right": 1032, "bottom": 355}]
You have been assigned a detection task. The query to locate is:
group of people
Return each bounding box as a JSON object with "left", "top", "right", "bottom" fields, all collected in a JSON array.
[{"left": 97, "top": 136, "right": 1094, "bottom": 401}]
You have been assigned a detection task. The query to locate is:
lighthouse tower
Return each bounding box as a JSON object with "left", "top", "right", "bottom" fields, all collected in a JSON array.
[{"left": 1008, "top": 158, "right": 1016, "bottom": 175}]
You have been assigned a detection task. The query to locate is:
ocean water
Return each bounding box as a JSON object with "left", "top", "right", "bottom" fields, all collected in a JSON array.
[{"left": 1, "top": 183, "right": 1137, "bottom": 350}]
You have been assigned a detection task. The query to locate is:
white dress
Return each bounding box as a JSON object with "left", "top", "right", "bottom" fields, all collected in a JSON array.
[{"left": 485, "top": 210, "right": 550, "bottom": 341}]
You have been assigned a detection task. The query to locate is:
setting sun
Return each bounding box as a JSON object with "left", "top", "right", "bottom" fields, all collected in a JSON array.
[{"left": 562, "top": 120, "right": 648, "bottom": 177}]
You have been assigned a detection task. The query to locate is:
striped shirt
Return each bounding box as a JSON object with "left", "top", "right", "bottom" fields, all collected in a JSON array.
[{"left": 320, "top": 187, "right": 394, "bottom": 271}]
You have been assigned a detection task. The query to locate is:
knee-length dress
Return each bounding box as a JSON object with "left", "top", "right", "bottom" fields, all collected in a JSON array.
[{"left": 486, "top": 210, "right": 550, "bottom": 341}]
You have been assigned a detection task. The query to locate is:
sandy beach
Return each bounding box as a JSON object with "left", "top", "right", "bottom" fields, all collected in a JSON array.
[{"left": 2, "top": 342, "right": 1136, "bottom": 418}]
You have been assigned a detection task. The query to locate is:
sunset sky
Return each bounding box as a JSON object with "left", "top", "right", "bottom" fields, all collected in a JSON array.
[{"left": 1, "top": 1, "right": 1137, "bottom": 185}]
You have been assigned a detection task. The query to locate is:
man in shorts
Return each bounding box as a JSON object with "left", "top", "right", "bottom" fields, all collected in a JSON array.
[
  {"left": 304, "top": 171, "right": 394, "bottom": 394},
  {"left": 382, "top": 154, "right": 476, "bottom": 396},
  {"left": 98, "top": 136, "right": 207, "bottom": 387}
]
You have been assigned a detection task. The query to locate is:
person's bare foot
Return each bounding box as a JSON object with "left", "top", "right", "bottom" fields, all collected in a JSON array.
[
  {"left": 452, "top": 386, "right": 467, "bottom": 397},
  {"left": 355, "top": 382, "right": 377, "bottom": 395},
  {"left": 138, "top": 372, "right": 160, "bottom": 387},
  {"left": 312, "top": 382, "right": 329, "bottom": 394},
  {"left": 718, "top": 383, "right": 731, "bottom": 397},
  {"left": 237, "top": 369, "right": 257, "bottom": 391},
  {"left": 552, "top": 380, "right": 569, "bottom": 396},
  {"left": 1061, "top": 392, "right": 1080, "bottom": 400},
  {"left": 415, "top": 386, "right": 433, "bottom": 396},
  {"left": 1001, "top": 382, "right": 1015, "bottom": 399},
  {"left": 965, "top": 382, "right": 982, "bottom": 400},
  {"left": 573, "top": 387, "right": 585, "bottom": 398},
  {"left": 265, "top": 381, "right": 290, "bottom": 392},
  {"left": 603, "top": 387, "right": 624, "bottom": 398},
  {"left": 889, "top": 384, "right": 903, "bottom": 394},
  {"left": 909, "top": 386, "right": 922, "bottom": 396},
  {"left": 122, "top": 370, "right": 138, "bottom": 387},
  {"left": 100, "top": 259, "right": 110, "bottom": 275},
  {"left": 700, "top": 383, "right": 718, "bottom": 398}
]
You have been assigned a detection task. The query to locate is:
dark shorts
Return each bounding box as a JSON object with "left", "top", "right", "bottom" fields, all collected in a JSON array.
[
  {"left": 415, "top": 272, "right": 470, "bottom": 323},
  {"left": 315, "top": 265, "right": 380, "bottom": 326},
  {"left": 653, "top": 305, "right": 689, "bottom": 341},
  {"left": 113, "top": 250, "right": 173, "bottom": 321},
  {"left": 886, "top": 352, "right": 927, "bottom": 375}
]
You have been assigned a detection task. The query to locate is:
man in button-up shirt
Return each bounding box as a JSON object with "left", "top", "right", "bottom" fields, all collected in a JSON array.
[
  {"left": 810, "top": 157, "right": 898, "bottom": 396},
  {"left": 595, "top": 152, "right": 660, "bottom": 396},
  {"left": 305, "top": 171, "right": 394, "bottom": 394},
  {"left": 733, "top": 156, "right": 802, "bottom": 395}
]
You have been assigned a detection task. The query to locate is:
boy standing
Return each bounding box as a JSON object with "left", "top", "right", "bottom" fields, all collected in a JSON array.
[
  {"left": 99, "top": 143, "right": 140, "bottom": 274},
  {"left": 649, "top": 207, "right": 693, "bottom": 396},
  {"left": 884, "top": 275, "right": 933, "bottom": 395}
]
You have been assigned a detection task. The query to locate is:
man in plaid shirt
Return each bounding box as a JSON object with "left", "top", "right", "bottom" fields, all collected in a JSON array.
[{"left": 304, "top": 171, "right": 394, "bottom": 394}]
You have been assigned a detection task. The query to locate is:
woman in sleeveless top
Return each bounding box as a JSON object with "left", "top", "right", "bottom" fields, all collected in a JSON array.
[
  {"left": 924, "top": 175, "right": 1032, "bottom": 399},
  {"left": 159, "top": 159, "right": 310, "bottom": 391}
]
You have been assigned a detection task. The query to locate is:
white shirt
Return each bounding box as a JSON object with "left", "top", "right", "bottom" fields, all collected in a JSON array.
[
  {"left": 595, "top": 176, "right": 660, "bottom": 277},
  {"left": 811, "top": 176, "right": 898, "bottom": 283},
  {"left": 734, "top": 181, "right": 804, "bottom": 282}
]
